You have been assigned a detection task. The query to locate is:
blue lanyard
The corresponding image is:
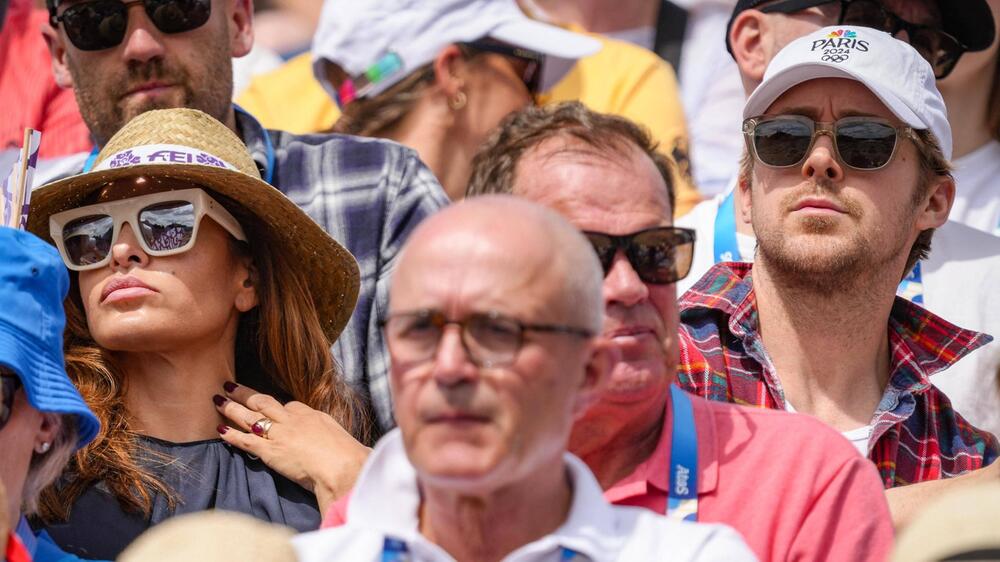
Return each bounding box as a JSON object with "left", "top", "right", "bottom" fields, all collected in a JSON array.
[
  {"left": 380, "top": 537, "right": 581, "bottom": 561},
  {"left": 897, "top": 262, "right": 924, "bottom": 305},
  {"left": 82, "top": 105, "right": 276, "bottom": 186},
  {"left": 713, "top": 190, "right": 740, "bottom": 263},
  {"left": 714, "top": 190, "right": 925, "bottom": 304},
  {"left": 666, "top": 385, "right": 699, "bottom": 522}
]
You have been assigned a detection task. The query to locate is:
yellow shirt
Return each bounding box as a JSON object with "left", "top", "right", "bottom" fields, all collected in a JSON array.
[{"left": 237, "top": 35, "right": 700, "bottom": 214}]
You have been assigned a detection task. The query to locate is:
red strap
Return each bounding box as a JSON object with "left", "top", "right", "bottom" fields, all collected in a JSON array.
[{"left": 6, "top": 531, "right": 33, "bottom": 562}]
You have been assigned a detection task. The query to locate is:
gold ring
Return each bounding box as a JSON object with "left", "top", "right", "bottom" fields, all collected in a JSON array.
[{"left": 250, "top": 417, "right": 273, "bottom": 439}]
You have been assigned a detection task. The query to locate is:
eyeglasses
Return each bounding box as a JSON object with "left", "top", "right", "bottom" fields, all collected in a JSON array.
[
  {"left": 1, "top": 372, "right": 20, "bottom": 432},
  {"left": 382, "top": 309, "right": 593, "bottom": 368},
  {"left": 583, "top": 227, "right": 696, "bottom": 285},
  {"left": 743, "top": 115, "right": 913, "bottom": 170},
  {"left": 758, "top": 0, "right": 967, "bottom": 79},
  {"left": 49, "top": 187, "right": 246, "bottom": 271},
  {"left": 458, "top": 40, "right": 544, "bottom": 95},
  {"left": 49, "top": 0, "right": 211, "bottom": 52}
]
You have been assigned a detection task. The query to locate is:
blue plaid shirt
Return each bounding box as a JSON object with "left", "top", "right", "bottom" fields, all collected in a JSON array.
[{"left": 236, "top": 111, "right": 449, "bottom": 436}]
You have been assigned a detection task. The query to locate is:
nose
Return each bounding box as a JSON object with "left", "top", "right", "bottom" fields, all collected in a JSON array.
[
  {"left": 801, "top": 133, "right": 845, "bottom": 182},
  {"left": 603, "top": 251, "right": 650, "bottom": 308},
  {"left": 119, "top": 2, "right": 167, "bottom": 64},
  {"left": 430, "top": 325, "right": 478, "bottom": 387},
  {"left": 110, "top": 223, "right": 150, "bottom": 271}
]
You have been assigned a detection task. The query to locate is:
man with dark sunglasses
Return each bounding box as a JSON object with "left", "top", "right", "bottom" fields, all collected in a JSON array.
[
  {"left": 40, "top": 0, "right": 452, "bottom": 440},
  {"left": 465, "top": 102, "right": 894, "bottom": 561},
  {"left": 679, "top": 26, "right": 998, "bottom": 527}
]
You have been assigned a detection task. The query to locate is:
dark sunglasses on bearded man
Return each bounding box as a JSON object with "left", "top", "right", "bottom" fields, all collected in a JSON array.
[{"left": 48, "top": 0, "right": 210, "bottom": 51}]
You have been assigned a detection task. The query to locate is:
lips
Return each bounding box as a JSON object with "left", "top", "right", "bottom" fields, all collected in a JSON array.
[
  {"left": 605, "top": 326, "right": 657, "bottom": 339},
  {"left": 425, "top": 410, "right": 490, "bottom": 425},
  {"left": 101, "top": 276, "right": 157, "bottom": 303},
  {"left": 792, "top": 197, "right": 846, "bottom": 213},
  {"left": 124, "top": 81, "right": 175, "bottom": 98}
]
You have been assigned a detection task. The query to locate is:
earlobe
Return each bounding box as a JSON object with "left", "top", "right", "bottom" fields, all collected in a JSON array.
[
  {"left": 235, "top": 261, "right": 259, "bottom": 312},
  {"left": 36, "top": 413, "right": 61, "bottom": 454},
  {"left": 737, "top": 175, "right": 754, "bottom": 225},
  {"left": 433, "top": 45, "right": 466, "bottom": 98},
  {"left": 42, "top": 25, "right": 75, "bottom": 89}
]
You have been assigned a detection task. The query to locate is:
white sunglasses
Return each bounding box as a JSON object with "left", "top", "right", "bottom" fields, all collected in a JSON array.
[{"left": 49, "top": 187, "right": 247, "bottom": 271}]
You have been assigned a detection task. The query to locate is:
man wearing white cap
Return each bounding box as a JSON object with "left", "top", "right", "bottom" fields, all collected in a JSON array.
[
  {"left": 677, "top": 26, "right": 999, "bottom": 525},
  {"left": 678, "top": 0, "right": 1000, "bottom": 445}
]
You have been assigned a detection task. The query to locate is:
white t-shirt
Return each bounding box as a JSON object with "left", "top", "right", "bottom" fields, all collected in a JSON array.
[
  {"left": 785, "top": 400, "right": 873, "bottom": 457},
  {"left": 677, "top": 184, "right": 1000, "bottom": 438},
  {"left": 294, "top": 430, "right": 757, "bottom": 562},
  {"left": 951, "top": 140, "right": 1000, "bottom": 237}
]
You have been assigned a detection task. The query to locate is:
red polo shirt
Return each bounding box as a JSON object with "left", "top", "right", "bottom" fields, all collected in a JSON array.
[{"left": 607, "top": 393, "right": 893, "bottom": 562}]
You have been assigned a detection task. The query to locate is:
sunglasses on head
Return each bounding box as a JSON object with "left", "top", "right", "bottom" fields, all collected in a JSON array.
[
  {"left": 49, "top": 187, "right": 246, "bottom": 271},
  {"left": 583, "top": 227, "right": 696, "bottom": 285},
  {"left": 743, "top": 115, "right": 913, "bottom": 170},
  {"left": 1, "top": 371, "right": 20, "bottom": 432},
  {"left": 49, "top": 0, "right": 211, "bottom": 51},
  {"left": 457, "top": 40, "right": 544, "bottom": 95},
  {"left": 758, "top": 0, "right": 967, "bottom": 79}
]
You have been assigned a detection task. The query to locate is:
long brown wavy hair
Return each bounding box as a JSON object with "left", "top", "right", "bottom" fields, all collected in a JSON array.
[{"left": 37, "top": 191, "right": 371, "bottom": 520}]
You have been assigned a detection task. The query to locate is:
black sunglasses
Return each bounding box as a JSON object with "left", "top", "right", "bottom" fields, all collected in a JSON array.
[
  {"left": 583, "top": 227, "right": 696, "bottom": 285},
  {"left": 759, "top": 0, "right": 967, "bottom": 79},
  {"left": 743, "top": 115, "right": 913, "bottom": 170},
  {"left": 457, "top": 40, "right": 544, "bottom": 95},
  {"left": 49, "top": 0, "right": 211, "bottom": 51},
  {"left": 1, "top": 372, "right": 21, "bottom": 432}
]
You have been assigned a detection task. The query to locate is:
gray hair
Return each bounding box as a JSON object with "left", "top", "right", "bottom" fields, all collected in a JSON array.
[{"left": 21, "top": 414, "right": 77, "bottom": 515}]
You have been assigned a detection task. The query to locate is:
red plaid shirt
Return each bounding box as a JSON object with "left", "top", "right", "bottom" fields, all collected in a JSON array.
[{"left": 678, "top": 262, "right": 998, "bottom": 488}]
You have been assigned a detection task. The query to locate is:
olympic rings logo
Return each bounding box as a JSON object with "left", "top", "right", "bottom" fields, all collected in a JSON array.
[{"left": 822, "top": 53, "right": 850, "bottom": 63}]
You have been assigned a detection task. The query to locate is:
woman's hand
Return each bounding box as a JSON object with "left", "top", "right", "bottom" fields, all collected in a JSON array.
[{"left": 214, "top": 382, "right": 370, "bottom": 513}]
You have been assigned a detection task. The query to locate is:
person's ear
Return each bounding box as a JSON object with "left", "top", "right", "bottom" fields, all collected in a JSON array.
[
  {"left": 34, "top": 413, "right": 62, "bottom": 455},
  {"left": 914, "top": 175, "right": 955, "bottom": 231},
  {"left": 571, "top": 337, "right": 617, "bottom": 419},
  {"left": 43, "top": 22, "right": 76, "bottom": 89},
  {"left": 730, "top": 10, "right": 770, "bottom": 85},
  {"left": 235, "top": 260, "right": 259, "bottom": 312},
  {"left": 431, "top": 44, "right": 467, "bottom": 99},
  {"left": 228, "top": 0, "right": 254, "bottom": 58},
  {"left": 738, "top": 167, "right": 754, "bottom": 225}
]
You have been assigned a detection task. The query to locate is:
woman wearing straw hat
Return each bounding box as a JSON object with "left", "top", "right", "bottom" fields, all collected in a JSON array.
[
  {"left": 25, "top": 108, "right": 371, "bottom": 559},
  {"left": 0, "top": 227, "right": 100, "bottom": 562}
]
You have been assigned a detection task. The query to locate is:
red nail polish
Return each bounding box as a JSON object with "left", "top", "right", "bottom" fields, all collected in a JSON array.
[
  {"left": 212, "top": 394, "right": 226, "bottom": 407},
  {"left": 223, "top": 381, "right": 238, "bottom": 393},
  {"left": 217, "top": 425, "right": 228, "bottom": 435}
]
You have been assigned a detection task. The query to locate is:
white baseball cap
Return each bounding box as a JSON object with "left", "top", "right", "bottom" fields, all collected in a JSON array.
[
  {"left": 311, "top": 0, "right": 601, "bottom": 103},
  {"left": 744, "top": 26, "right": 952, "bottom": 160}
]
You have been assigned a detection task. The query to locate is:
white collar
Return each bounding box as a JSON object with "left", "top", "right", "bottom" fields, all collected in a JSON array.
[{"left": 347, "top": 429, "right": 634, "bottom": 562}]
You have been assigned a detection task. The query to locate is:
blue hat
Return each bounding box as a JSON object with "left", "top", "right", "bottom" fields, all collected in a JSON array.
[{"left": 0, "top": 227, "right": 99, "bottom": 449}]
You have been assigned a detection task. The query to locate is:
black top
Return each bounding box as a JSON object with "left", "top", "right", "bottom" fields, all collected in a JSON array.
[{"left": 36, "top": 436, "right": 320, "bottom": 560}]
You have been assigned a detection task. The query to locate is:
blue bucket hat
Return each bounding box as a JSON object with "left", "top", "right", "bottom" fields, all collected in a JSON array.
[{"left": 0, "top": 227, "right": 99, "bottom": 449}]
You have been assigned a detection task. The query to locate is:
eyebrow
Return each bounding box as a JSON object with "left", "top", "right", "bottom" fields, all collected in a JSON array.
[{"left": 769, "top": 106, "right": 889, "bottom": 120}]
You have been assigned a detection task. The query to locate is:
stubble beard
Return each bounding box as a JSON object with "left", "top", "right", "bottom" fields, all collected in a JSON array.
[{"left": 70, "top": 33, "right": 234, "bottom": 147}]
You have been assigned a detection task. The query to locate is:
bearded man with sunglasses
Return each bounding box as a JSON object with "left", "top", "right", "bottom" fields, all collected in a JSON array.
[
  {"left": 679, "top": 27, "right": 999, "bottom": 528},
  {"left": 678, "top": 0, "right": 1000, "bottom": 447},
  {"left": 463, "top": 102, "right": 894, "bottom": 561},
  {"left": 40, "top": 0, "right": 452, "bottom": 440}
]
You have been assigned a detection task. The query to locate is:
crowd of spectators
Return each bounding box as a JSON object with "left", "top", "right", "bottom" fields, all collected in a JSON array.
[{"left": 1, "top": 0, "right": 999, "bottom": 560}]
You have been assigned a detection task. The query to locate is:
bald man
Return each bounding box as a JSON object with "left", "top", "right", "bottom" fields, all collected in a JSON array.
[{"left": 296, "top": 196, "right": 755, "bottom": 561}]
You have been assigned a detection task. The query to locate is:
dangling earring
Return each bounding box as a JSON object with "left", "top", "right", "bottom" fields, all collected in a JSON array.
[
  {"left": 36, "top": 442, "right": 51, "bottom": 454},
  {"left": 449, "top": 91, "right": 467, "bottom": 111}
]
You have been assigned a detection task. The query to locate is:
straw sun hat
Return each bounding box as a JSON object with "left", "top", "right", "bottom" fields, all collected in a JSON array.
[{"left": 26, "top": 108, "right": 360, "bottom": 342}]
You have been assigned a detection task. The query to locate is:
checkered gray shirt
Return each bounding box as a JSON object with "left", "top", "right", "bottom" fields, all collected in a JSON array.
[{"left": 237, "top": 111, "right": 449, "bottom": 437}]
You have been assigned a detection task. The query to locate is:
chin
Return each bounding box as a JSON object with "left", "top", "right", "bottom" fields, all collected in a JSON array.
[
  {"left": 415, "top": 445, "right": 505, "bottom": 491},
  {"left": 600, "top": 361, "right": 670, "bottom": 405}
]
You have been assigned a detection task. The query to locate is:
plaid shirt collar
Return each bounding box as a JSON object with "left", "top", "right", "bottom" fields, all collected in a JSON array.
[{"left": 681, "top": 262, "right": 992, "bottom": 409}]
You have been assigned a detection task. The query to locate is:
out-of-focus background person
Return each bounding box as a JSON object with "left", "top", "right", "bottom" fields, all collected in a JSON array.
[
  {"left": 118, "top": 511, "right": 297, "bottom": 562},
  {"left": 0, "top": 227, "right": 100, "bottom": 562}
]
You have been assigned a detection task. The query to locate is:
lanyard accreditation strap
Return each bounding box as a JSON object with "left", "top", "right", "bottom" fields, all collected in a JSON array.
[
  {"left": 380, "top": 537, "right": 582, "bottom": 561},
  {"left": 666, "top": 385, "right": 699, "bottom": 522},
  {"left": 713, "top": 191, "right": 925, "bottom": 303}
]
